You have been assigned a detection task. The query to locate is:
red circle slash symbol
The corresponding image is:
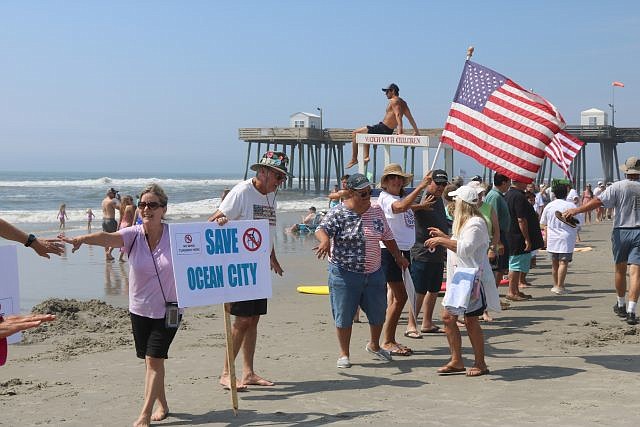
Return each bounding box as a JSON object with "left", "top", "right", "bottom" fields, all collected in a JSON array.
[
  {"left": 243, "top": 228, "right": 262, "bottom": 252},
  {"left": 184, "top": 234, "right": 192, "bottom": 244}
]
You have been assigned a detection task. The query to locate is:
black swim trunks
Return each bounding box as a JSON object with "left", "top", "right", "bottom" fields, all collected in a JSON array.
[
  {"left": 102, "top": 218, "right": 118, "bottom": 233},
  {"left": 367, "top": 122, "right": 394, "bottom": 135}
]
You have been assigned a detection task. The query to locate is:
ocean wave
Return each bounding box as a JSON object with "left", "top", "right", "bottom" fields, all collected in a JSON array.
[
  {"left": 1, "top": 195, "right": 329, "bottom": 224},
  {"left": 0, "top": 177, "right": 242, "bottom": 188}
]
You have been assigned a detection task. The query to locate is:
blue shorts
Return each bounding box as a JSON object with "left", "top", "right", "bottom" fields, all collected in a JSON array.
[
  {"left": 611, "top": 228, "right": 640, "bottom": 265},
  {"left": 410, "top": 260, "right": 445, "bottom": 294},
  {"left": 328, "top": 264, "right": 386, "bottom": 328},
  {"left": 549, "top": 252, "right": 573, "bottom": 262},
  {"left": 509, "top": 252, "right": 532, "bottom": 273}
]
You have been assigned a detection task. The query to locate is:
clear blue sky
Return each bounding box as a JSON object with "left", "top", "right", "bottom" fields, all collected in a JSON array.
[{"left": 1, "top": 0, "right": 639, "bottom": 176}]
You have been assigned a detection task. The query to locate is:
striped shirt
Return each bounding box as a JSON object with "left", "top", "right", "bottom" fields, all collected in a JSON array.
[{"left": 318, "top": 203, "right": 394, "bottom": 273}]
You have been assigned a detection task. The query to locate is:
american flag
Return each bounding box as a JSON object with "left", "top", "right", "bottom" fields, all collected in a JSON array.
[
  {"left": 441, "top": 61, "right": 565, "bottom": 183},
  {"left": 546, "top": 130, "right": 585, "bottom": 180}
]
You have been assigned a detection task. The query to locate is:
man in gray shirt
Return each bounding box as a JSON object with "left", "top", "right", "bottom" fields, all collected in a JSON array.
[{"left": 564, "top": 156, "right": 640, "bottom": 325}]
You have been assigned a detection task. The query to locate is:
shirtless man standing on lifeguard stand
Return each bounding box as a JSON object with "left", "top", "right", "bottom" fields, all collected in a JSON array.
[{"left": 346, "top": 83, "right": 420, "bottom": 169}]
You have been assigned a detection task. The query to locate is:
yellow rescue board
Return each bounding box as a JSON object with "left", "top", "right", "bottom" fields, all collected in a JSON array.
[{"left": 296, "top": 285, "right": 329, "bottom": 295}]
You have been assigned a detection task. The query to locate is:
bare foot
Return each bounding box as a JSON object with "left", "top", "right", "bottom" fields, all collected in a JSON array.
[
  {"left": 132, "top": 415, "right": 150, "bottom": 427},
  {"left": 106, "top": 254, "right": 115, "bottom": 261},
  {"left": 151, "top": 407, "right": 169, "bottom": 422},
  {"left": 363, "top": 157, "right": 370, "bottom": 163},
  {"left": 242, "top": 373, "right": 274, "bottom": 386},
  {"left": 345, "top": 159, "right": 358, "bottom": 169},
  {"left": 219, "top": 375, "right": 248, "bottom": 391}
]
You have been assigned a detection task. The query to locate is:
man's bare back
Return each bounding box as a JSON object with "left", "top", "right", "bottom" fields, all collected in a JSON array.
[{"left": 102, "top": 193, "right": 118, "bottom": 219}]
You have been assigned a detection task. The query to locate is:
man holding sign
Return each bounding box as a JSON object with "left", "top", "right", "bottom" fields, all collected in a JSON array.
[{"left": 208, "top": 151, "right": 291, "bottom": 390}]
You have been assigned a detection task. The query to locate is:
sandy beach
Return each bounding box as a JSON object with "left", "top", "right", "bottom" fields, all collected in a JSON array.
[{"left": 2, "top": 221, "right": 640, "bottom": 426}]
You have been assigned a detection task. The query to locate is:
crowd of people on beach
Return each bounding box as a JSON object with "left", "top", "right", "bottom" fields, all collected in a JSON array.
[
  {"left": 3, "top": 148, "right": 640, "bottom": 426},
  {"left": 312, "top": 156, "right": 640, "bottom": 376}
]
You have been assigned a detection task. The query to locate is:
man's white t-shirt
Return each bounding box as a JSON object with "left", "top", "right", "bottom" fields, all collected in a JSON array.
[
  {"left": 540, "top": 198, "right": 580, "bottom": 254},
  {"left": 218, "top": 178, "right": 277, "bottom": 247}
]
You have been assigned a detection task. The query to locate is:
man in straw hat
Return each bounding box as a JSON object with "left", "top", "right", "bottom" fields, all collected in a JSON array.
[
  {"left": 346, "top": 83, "right": 420, "bottom": 169},
  {"left": 208, "top": 150, "right": 292, "bottom": 389},
  {"left": 564, "top": 156, "right": 640, "bottom": 325}
]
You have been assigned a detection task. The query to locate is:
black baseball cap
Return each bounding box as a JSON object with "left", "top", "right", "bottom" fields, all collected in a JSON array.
[
  {"left": 431, "top": 169, "right": 449, "bottom": 184},
  {"left": 470, "top": 175, "right": 482, "bottom": 182},
  {"left": 382, "top": 83, "right": 399, "bottom": 93},
  {"left": 346, "top": 173, "right": 371, "bottom": 190}
]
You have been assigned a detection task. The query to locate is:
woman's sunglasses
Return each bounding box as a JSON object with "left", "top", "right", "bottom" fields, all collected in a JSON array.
[{"left": 138, "top": 201, "right": 164, "bottom": 210}]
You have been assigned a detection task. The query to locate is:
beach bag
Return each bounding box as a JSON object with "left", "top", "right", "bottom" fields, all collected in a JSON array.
[{"left": 442, "top": 267, "right": 481, "bottom": 316}]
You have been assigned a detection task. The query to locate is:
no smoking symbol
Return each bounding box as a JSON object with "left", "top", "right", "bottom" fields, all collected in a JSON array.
[
  {"left": 184, "top": 234, "right": 192, "bottom": 244},
  {"left": 243, "top": 228, "right": 262, "bottom": 251}
]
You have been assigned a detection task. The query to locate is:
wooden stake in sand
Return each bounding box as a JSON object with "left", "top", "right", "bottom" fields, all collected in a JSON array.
[{"left": 223, "top": 303, "right": 239, "bottom": 415}]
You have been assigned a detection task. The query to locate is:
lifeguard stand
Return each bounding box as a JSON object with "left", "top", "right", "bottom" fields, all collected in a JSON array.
[{"left": 355, "top": 134, "right": 453, "bottom": 183}]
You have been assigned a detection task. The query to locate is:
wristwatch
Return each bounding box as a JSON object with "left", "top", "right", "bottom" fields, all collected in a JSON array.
[{"left": 25, "top": 234, "right": 36, "bottom": 247}]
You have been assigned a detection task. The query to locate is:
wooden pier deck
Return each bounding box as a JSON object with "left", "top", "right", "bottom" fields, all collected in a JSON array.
[{"left": 238, "top": 125, "right": 640, "bottom": 192}]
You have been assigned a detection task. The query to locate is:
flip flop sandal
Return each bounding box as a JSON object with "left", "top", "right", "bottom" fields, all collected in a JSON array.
[
  {"left": 403, "top": 330, "right": 423, "bottom": 339},
  {"left": 555, "top": 210, "right": 578, "bottom": 228}
]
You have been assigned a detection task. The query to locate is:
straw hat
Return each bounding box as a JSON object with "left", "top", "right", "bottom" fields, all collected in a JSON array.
[
  {"left": 620, "top": 156, "right": 640, "bottom": 175},
  {"left": 379, "top": 163, "right": 413, "bottom": 187}
]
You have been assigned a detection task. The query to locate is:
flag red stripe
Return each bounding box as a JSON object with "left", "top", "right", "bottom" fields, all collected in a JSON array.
[
  {"left": 484, "top": 105, "right": 556, "bottom": 145},
  {"left": 448, "top": 108, "right": 547, "bottom": 158},
  {"left": 498, "top": 83, "right": 564, "bottom": 130},
  {"left": 442, "top": 135, "right": 535, "bottom": 182},
  {"left": 443, "top": 121, "right": 542, "bottom": 172}
]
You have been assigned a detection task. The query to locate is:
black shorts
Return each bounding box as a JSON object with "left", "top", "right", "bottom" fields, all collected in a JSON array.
[
  {"left": 130, "top": 312, "right": 180, "bottom": 359},
  {"left": 102, "top": 218, "right": 118, "bottom": 233},
  {"left": 367, "top": 122, "right": 394, "bottom": 135},
  {"left": 381, "top": 248, "right": 411, "bottom": 282},
  {"left": 410, "top": 260, "right": 445, "bottom": 294},
  {"left": 494, "top": 232, "right": 510, "bottom": 272},
  {"left": 230, "top": 299, "right": 267, "bottom": 317}
]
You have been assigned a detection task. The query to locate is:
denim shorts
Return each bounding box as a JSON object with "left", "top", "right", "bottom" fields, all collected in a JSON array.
[
  {"left": 549, "top": 252, "right": 573, "bottom": 262},
  {"left": 328, "top": 264, "right": 387, "bottom": 328},
  {"left": 611, "top": 228, "right": 640, "bottom": 265},
  {"left": 509, "top": 252, "right": 532, "bottom": 273}
]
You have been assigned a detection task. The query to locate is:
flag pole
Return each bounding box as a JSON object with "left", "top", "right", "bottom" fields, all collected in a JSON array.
[{"left": 428, "top": 46, "right": 474, "bottom": 172}]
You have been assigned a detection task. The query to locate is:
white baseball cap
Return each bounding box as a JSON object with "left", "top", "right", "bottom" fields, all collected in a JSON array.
[{"left": 448, "top": 185, "right": 479, "bottom": 204}]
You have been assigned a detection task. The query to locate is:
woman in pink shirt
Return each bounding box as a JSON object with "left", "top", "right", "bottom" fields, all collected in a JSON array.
[{"left": 61, "top": 183, "right": 178, "bottom": 427}]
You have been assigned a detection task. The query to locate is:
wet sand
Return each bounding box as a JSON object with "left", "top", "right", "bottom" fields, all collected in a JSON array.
[{"left": 2, "top": 222, "right": 640, "bottom": 426}]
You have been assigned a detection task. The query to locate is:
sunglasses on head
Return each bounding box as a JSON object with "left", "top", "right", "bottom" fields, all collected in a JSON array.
[{"left": 138, "top": 201, "right": 163, "bottom": 210}]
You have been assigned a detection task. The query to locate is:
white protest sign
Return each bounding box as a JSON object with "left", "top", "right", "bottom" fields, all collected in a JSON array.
[
  {"left": 169, "top": 220, "right": 272, "bottom": 308},
  {"left": 0, "top": 245, "right": 22, "bottom": 344}
]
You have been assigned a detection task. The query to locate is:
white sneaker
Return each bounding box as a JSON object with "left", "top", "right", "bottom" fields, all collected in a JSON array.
[
  {"left": 337, "top": 356, "right": 351, "bottom": 368},
  {"left": 551, "top": 287, "right": 569, "bottom": 295}
]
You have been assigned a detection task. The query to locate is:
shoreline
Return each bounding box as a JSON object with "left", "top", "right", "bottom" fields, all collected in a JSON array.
[{"left": 3, "top": 222, "right": 640, "bottom": 425}]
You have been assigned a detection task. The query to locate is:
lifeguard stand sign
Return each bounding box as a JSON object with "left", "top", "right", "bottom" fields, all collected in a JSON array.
[{"left": 355, "top": 134, "right": 439, "bottom": 175}]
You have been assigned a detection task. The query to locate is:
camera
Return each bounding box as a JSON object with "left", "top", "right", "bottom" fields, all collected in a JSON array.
[{"left": 165, "top": 302, "right": 180, "bottom": 329}]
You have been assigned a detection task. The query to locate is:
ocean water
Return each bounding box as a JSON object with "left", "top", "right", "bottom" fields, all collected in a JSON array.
[
  {"left": 0, "top": 171, "right": 332, "bottom": 234},
  {"left": 1, "top": 171, "right": 329, "bottom": 310}
]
